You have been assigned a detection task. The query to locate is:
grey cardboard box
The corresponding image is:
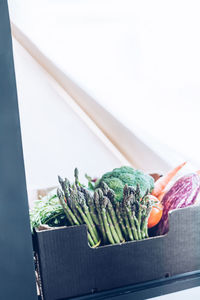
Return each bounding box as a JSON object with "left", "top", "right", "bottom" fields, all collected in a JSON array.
[{"left": 34, "top": 205, "right": 200, "bottom": 300}]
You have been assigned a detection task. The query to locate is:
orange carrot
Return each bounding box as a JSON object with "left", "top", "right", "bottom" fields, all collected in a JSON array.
[
  {"left": 158, "top": 191, "right": 165, "bottom": 202},
  {"left": 152, "top": 161, "right": 187, "bottom": 197},
  {"left": 196, "top": 170, "right": 200, "bottom": 175}
]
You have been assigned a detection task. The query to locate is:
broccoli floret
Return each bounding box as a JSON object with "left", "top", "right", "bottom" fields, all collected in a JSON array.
[
  {"left": 112, "top": 166, "right": 135, "bottom": 174},
  {"left": 96, "top": 166, "right": 154, "bottom": 201},
  {"left": 102, "top": 177, "right": 124, "bottom": 202}
]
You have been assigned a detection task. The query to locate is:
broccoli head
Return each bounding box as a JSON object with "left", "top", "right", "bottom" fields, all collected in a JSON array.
[{"left": 95, "top": 166, "right": 154, "bottom": 202}]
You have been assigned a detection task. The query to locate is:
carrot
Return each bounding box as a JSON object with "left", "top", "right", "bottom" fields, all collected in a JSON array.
[
  {"left": 158, "top": 191, "right": 165, "bottom": 202},
  {"left": 151, "top": 161, "right": 187, "bottom": 197},
  {"left": 196, "top": 170, "right": 200, "bottom": 175}
]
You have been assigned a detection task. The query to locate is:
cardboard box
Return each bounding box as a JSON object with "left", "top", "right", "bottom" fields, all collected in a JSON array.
[{"left": 33, "top": 205, "right": 200, "bottom": 300}]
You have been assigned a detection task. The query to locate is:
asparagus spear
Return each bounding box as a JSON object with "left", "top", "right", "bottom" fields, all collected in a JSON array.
[
  {"left": 135, "top": 184, "right": 142, "bottom": 227},
  {"left": 61, "top": 177, "right": 83, "bottom": 224},
  {"left": 106, "top": 210, "right": 120, "bottom": 243},
  {"left": 57, "top": 188, "right": 79, "bottom": 226},
  {"left": 129, "top": 187, "right": 143, "bottom": 240},
  {"left": 115, "top": 202, "right": 128, "bottom": 239},
  {"left": 73, "top": 168, "right": 100, "bottom": 239},
  {"left": 88, "top": 232, "right": 95, "bottom": 247},
  {"left": 81, "top": 187, "right": 99, "bottom": 226},
  {"left": 98, "top": 190, "right": 115, "bottom": 244},
  {"left": 123, "top": 185, "right": 138, "bottom": 240},
  {"left": 107, "top": 198, "right": 124, "bottom": 242},
  {"left": 120, "top": 197, "right": 134, "bottom": 241},
  {"left": 123, "top": 210, "right": 134, "bottom": 240},
  {"left": 100, "top": 182, "right": 124, "bottom": 242},
  {"left": 69, "top": 187, "right": 99, "bottom": 244},
  {"left": 58, "top": 175, "right": 66, "bottom": 191},
  {"left": 77, "top": 189, "right": 100, "bottom": 241},
  {"left": 100, "top": 181, "right": 109, "bottom": 196},
  {"left": 74, "top": 167, "right": 79, "bottom": 187},
  {"left": 141, "top": 197, "right": 152, "bottom": 238},
  {"left": 134, "top": 215, "right": 142, "bottom": 240},
  {"left": 94, "top": 191, "right": 107, "bottom": 244}
]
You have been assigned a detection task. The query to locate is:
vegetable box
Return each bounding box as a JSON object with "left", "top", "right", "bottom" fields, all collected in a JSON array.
[{"left": 34, "top": 204, "right": 200, "bottom": 300}]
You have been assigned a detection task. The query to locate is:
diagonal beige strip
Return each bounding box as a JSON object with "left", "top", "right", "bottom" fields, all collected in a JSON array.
[
  {"left": 13, "top": 38, "right": 131, "bottom": 206},
  {"left": 11, "top": 22, "right": 170, "bottom": 173}
]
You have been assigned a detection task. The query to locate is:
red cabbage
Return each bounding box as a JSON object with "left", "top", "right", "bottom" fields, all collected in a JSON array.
[{"left": 157, "top": 173, "right": 200, "bottom": 235}]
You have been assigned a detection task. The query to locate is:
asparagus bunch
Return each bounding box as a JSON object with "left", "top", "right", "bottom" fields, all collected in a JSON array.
[
  {"left": 122, "top": 184, "right": 151, "bottom": 240},
  {"left": 57, "top": 169, "right": 100, "bottom": 247},
  {"left": 56, "top": 169, "right": 153, "bottom": 247}
]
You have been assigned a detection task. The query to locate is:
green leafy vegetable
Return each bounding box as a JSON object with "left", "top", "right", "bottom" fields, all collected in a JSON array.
[{"left": 29, "top": 189, "right": 66, "bottom": 232}]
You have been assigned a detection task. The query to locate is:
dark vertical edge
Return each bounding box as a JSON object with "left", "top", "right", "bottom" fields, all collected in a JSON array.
[{"left": 0, "top": 0, "right": 38, "bottom": 299}]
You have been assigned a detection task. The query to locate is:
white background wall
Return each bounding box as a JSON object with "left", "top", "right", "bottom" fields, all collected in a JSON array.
[
  {"left": 13, "top": 39, "right": 127, "bottom": 192},
  {"left": 9, "top": 0, "right": 200, "bottom": 167}
]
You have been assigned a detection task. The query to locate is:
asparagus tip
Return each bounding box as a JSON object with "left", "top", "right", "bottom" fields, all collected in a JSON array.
[
  {"left": 58, "top": 175, "right": 64, "bottom": 185},
  {"left": 74, "top": 167, "right": 79, "bottom": 180},
  {"left": 57, "top": 188, "right": 63, "bottom": 199}
]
